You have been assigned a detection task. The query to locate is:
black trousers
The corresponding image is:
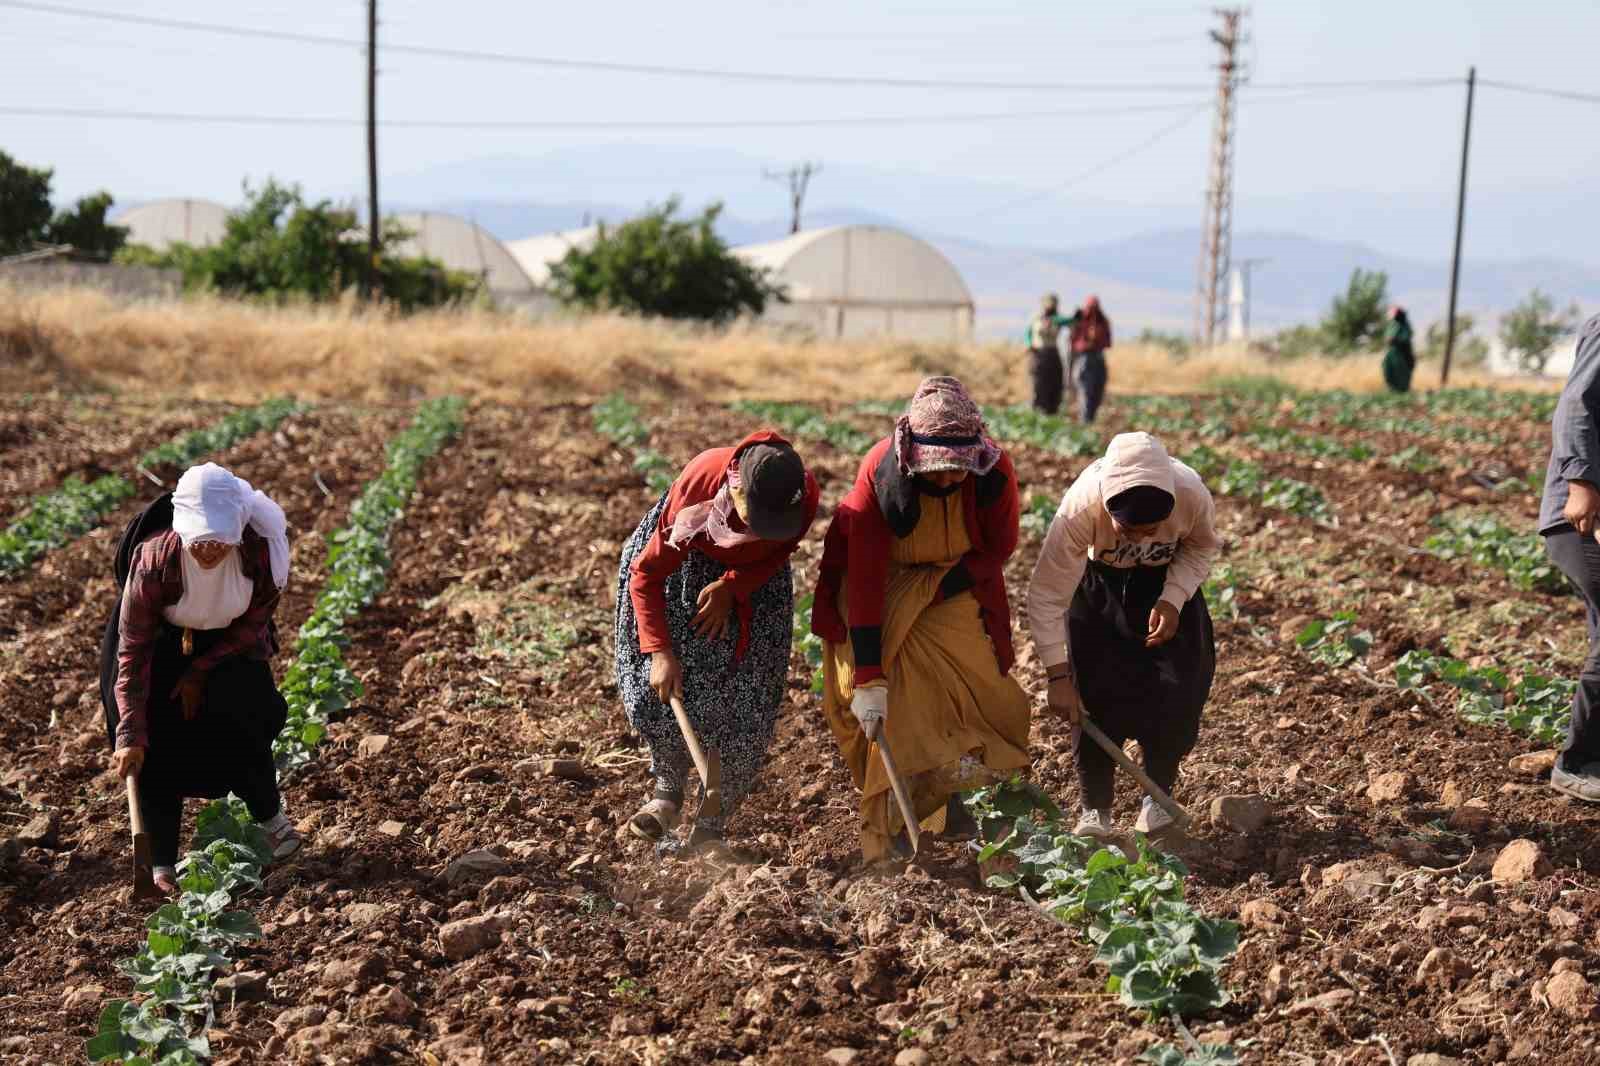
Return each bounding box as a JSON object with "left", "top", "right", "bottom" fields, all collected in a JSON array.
[
  {"left": 1028, "top": 347, "right": 1063, "bottom": 414},
  {"left": 1069, "top": 561, "right": 1214, "bottom": 811},
  {"left": 1075, "top": 350, "right": 1108, "bottom": 424},
  {"left": 1544, "top": 530, "right": 1600, "bottom": 771},
  {"left": 101, "top": 620, "right": 287, "bottom": 866}
]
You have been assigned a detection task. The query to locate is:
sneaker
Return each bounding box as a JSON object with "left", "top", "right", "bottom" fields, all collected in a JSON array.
[
  {"left": 1074, "top": 808, "right": 1114, "bottom": 840},
  {"left": 1550, "top": 762, "right": 1600, "bottom": 803},
  {"left": 263, "top": 822, "right": 305, "bottom": 861},
  {"left": 1134, "top": 796, "right": 1175, "bottom": 835}
]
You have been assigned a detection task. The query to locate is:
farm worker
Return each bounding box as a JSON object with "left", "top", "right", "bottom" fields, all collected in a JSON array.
[
  {"left": 1382, "top": 306, "right": 1416, "bottom": 393},
  {"left": 1025, "top": 293, "right": 1078, "bottom": 415},
  {"left": 1027, "top": 432, "right": 1220, "bottom": 838},
  {"left": 811, "top": 376, "right": 1031, "bottom": 861},
  {"left": 1538, "top": 312, "right": 1600, "bottom": 802},
  {"left": 617, "top": 431, "right": 820, "bottom": 845},
  {"left": 100, "top": 464, "right": 301, "bottom": 895},
  {"left": 1069, "top": 295, "right": 1114, "bottom": 424}
]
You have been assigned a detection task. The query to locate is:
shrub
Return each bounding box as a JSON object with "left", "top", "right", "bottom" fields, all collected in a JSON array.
[
  {"left": 0, "top": 149, "right": 126, "bottom": 258},
  {"left": 549, "top": 199, "right": 783, "bottom": 324},
  {"left": 1320, "top": 268, "right": 1389, "bottom": 353},
  {"left": 1500, "top": 289, "right": 1582, "bottom": 375},
  {"left": 1422, "top": 313, "right": 1489, "bottom": 368}
]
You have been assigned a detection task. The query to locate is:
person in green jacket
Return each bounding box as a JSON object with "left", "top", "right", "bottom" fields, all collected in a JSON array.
[
  {"left": 1025, "top": 294, "right": 1080, "bottom": 414},
  {"left": 1382, "top": 306, "right": 1416, "bottom": 393}
]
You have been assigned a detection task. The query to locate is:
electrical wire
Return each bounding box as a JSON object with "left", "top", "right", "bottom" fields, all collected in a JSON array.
[
  {"left": 1479, "top": 78, "right": 1600, "bottom": 105},
  {"left": 2, "top": 1, "right": 1461, "bottom": 95}
]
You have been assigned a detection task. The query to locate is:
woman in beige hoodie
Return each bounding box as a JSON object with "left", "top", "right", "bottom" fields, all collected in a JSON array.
[{"left": 1027, "top": 432, "right": 1220, "bottom": 838}]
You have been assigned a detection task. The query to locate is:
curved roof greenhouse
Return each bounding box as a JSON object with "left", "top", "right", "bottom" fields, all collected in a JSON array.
[{"left": 114, "top": 199, "right": 230, "bottom": 251}]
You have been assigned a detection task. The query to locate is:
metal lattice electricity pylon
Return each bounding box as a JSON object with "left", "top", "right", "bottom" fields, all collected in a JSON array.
[{"left": 1194, "top": 7, "right": 1247, "bottom": 348}]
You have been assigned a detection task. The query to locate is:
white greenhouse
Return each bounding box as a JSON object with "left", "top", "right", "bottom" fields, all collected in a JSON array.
[
  {"left": 734, "top": 225, "right": 975, "bottom": 342},
  {"left": 114, "top": 199, "right": 230, "bottom": 251},
  {"left": 506, "top": 226, "right": 598, "bottom": 290},
  {"left": 387, "top": 212, "right": 540, "bottom": 309}
]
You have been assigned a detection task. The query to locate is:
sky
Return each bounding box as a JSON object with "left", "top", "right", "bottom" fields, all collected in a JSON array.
[{"left": 4, "top": 0, "right": 1598, "bottom": 263}]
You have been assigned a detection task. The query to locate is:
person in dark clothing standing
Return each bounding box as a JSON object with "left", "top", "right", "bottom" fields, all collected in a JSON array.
[
  {"left": 1025, "top": 293, "right": 1077, "bottom": 415},
  {"left": 1069, "top": 295, "right": 1113, "bottom": 423},
  {"left": 1382, "top": 307, "right": 1416, "bottom": 393},
  {"left": 1539, "top": 313, "right": 1600, "bottom": 802}
]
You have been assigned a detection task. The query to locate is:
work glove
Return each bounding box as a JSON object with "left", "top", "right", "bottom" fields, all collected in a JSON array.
[{"left": 851, "top": 685, "right": 887, "bottom": 734}]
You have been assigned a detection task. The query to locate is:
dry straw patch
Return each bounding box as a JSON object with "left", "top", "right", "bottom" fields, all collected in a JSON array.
[{"left": 0, "top": 284, "right": 1542, "bottom": 403}]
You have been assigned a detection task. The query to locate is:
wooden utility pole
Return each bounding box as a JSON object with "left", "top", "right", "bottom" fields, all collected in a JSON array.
[
  {"left": 365, "top": 0, "right": 379, "bottom": 301},
  {"left": 764, "top": 162, "right": 822, "bottom": 234},
  {"left": 1440, "top": 67, "right": 1476, "bottom": 387},
  {"left": 1194, "top": 7, "right": 1246, "bottom": 349}
]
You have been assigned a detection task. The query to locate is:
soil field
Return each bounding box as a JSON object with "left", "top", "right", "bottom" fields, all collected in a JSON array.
[{"left": 1, "top": 391, "right": 1596, "bottom": 1066}]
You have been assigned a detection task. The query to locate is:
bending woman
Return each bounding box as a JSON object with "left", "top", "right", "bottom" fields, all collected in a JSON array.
[
  {"left": 1027, "top": 432, "right": 1220, "bottom": 839},
  {"left": 812, "top": 377, "right": 1031, "bottom": 862},
  {"left": 101, "top": 463, "right": 301, "bottom": 894},
  {"left": 616, "top": 431, "right": 819, "bottom": 847}
]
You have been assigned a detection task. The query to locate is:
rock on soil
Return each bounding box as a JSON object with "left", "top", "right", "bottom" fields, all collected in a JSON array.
[
  {"left": 1367, "top": 770, "right": 1413, "bottom": 803},
  {"left": 343, "top": 902, "right": 390, "bottom": 928},
  {"left": 1209, "top": 793, "right": 1272, "bottom": 833},
  {"left": 895, "top": 1050, "right": 931, "bottom": 1066},
  {"left": 1547, "top": 971, "right": 1599, "bottom": 1019},
  {"left": 357, "top": 734, "right": 391, "bottom": 757},
  {"left": 850, "top": 947, "right": 898, "bottom": 1002},
  {"left": 1447, "top": 800, "right": 1493, "bottom": 832},
  {"left": 214, "top": 970, "right": 269, "bottom": 1002},
  {"left": 1288, "top": 989, "right": 1356, "bottom": 1013},
  {"left": 1417, "top": 948, "right": 1473, "bottom": 988},
  {"left": 320, "top": 955, "right": 382, "bottom": 988},
  {"left": 274, "top": 1006, "right": 326, "bottom": 1033},
  {"left": 425, "top": 1035, "right": 487, "bottom": 1066},
  {"left": 444, "top": 848, "right": 510, "bottom": 886},
  {"left": 1239, "top": 898, "right": 1290, "bottom": 930},
  {"left": 1323, "top": 861, "right": 1389, "bottom": 900},
  {"left": 440, "top": 914, "right": 509, "bottom": 961},
  {"left": 1508, "top": 750, "right": 1558, "bottom": 776},
  {"left": 824, "top": 1050, "right": 861, "bottom": 1065},
  {"left": 1492, "top": 839, "right": 1554, "bottom": 883},
  {"left": 1408, "top": 1055, "right": 1466, "bottom": 1066},
  {"left": 17, "top": 810, "right": 59, "bottom": 848}
]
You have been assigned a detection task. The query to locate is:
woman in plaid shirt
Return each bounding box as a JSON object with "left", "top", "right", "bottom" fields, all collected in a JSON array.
[{"left": 100, "top": 463, "right": 301, "bottom": 894}]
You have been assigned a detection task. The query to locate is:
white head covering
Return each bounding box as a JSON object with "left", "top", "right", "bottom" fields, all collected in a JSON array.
[{"left": 171, "top": 463, "right": 290, "bottom": 589}]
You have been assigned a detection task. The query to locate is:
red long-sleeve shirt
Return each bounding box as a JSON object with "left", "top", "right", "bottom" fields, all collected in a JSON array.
[
  {"left": 628, "top": 430, "right": 820, "bottom": 658},
  {"left": 114, "top": 528, "right": 280, "bottom": 750},
  {"left": 810, "top": 437, "right": 1020, "bottom": 685}
]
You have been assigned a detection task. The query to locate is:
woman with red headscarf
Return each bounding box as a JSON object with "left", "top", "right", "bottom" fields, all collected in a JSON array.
[
  {"left": 1069, "top": 295, "right": 1114, "bottom": 423},
  {"left": 811, "top": 377, "right": 1031, "bottom": 862}
]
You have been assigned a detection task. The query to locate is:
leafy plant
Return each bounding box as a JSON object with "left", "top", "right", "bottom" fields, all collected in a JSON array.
[
  {"left": 1022, "top": 492, "right": 1058, "bottom": 538},
  {"left": 549, "top": 199, "right": 783, "bottom": 324},
  {"left": 1321, "top": 268, "right": 1389, "bottom": 353},
  {"left": 1142, "top": 1044, "right": 1240, "bottom": 1066},
  {"left": 1201, "top": 564, "right": 1247, "bottom": 623},
  {"left": 1500, "top": 289, "right": 1582, "bottom": 375},
  {"left": 730, "top": 400, "right": 876, "bottom": 454},
  {"left": 0, "top": 474, "right": 135, "bottom": 577},
  {"left": 792, "top": 592, "right": 826, "bottom": 695},
  {"left": 1294, "top": 611, "right": 1372, "bottom": 668},
  {"left": 984, "top": 405, "right": 1102, "bottom": 458},
  {"left": 1425, "top": 514, "right": 1567, "bottom": 594},
  {"left": 1396, "top": 650, "right": 1572, "bottom": 743},
  {"left": 138, "top": 398, "right": 302, "bottom": 472},
  {"left": 593, "top": 394, "right": 675, "bottom": 493},
  {"left": 1183, "top": 447, "right": 1332, "bottom": 523}
]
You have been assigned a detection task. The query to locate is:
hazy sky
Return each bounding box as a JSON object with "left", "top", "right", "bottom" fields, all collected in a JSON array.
[{"left": 5, "top": 0, "right": 1597, "bottom": 259}]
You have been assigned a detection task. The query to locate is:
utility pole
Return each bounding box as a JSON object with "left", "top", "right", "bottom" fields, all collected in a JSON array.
[
  {"left": 764, "top": 162, "right": 822, "bottom": 234},
  {"left": 1238, "top": 256, "right": 1269, "bottom": 340},
  {"left": 365, "top": 0, "right": 379, "bottom": 301},
  {"left": 1440, "top": 66, "right": 1475, "bottom": 387},
  {"left": 1194, "top": 7, "right": 1246, "bottom": 349}
]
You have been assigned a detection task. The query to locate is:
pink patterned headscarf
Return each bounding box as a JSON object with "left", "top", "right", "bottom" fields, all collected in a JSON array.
[
  {"left": 665, "top": 458, "right": 762, "bottom": 550},
  {"left": 894, "top": 376, "right": 1002, "bottom": 476}
]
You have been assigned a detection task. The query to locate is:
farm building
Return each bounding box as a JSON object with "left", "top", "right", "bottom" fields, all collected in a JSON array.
[
  {"left": 506, "top": 227, "right": 598, "bottom": 290},
  {"left": 114, "top": 198, "right": 230, "bottom": 251},
  {"left": 734, "top": 225, "right": 975, "bottom": 342},
  {"left": 387, "top": 211, "right": 542, "bottom": 310}
]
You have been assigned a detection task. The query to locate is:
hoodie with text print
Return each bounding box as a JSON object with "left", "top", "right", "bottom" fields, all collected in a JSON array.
[{"left": 1026, "top": 432, "right": 1220, "bottom": 670}]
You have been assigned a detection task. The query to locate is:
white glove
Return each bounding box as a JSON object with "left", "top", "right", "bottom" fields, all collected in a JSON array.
[{"left": 851, "top": 685, "right": 887, "bottom": 732}]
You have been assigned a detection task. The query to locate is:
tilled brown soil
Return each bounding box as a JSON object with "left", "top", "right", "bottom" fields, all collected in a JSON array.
[{"left": 2, "top": 395, "right": 1597, "bottom": 1066}]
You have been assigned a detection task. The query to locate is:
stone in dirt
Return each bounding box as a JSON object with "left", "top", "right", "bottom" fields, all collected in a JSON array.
[
  {"left": 426, "top": 1035, "right": 487, "bottom": 1066},
  {"left": 1439, "top": 780, "right": 1465, "bottom": 808},
  {"left": 1407, "top": 1056, "right": 1466, "bottom": 1066},
  {"left": 1262, "top": 964, "right": 1290, "bottom": 1007},
  {"left": 445, "top": 848, "right": 510, "bottom": 886},
  {"left": 1508, "top": 750, "right": 1558, "bottom": 776},
  {"left": 1548, "top": 906, "right": 1581, "bottom": 931},
  {"left": 17, "top": 811, "right": 59, "bottom": 849},
  {"left": 1492, "top": 839, "right": 1553, "bottom": 883},
  {"left": 1323, "top": 862, "right": 1388, "bottom": 901},
  {"left": 440, "top": 914, "right": 509, "bottom": 961},
  {"left": 1239, "top": 899, "right": 1289, "bottom": 930},
  {"left": 541, "top": 758, "right": 586, "bottom": 780},
  {"left": 1417, "top": 947, "right": 1473, "bottom": 988},
  {"left": 357, "top": 734, "right": 391, "bottom": 758},
  {"left": 61, "top": 984, "right": 105, "bottom": 1011},
  {"left": 370, "top": 984, "right": 415, "bottom": 1022},
  {"left": 1552, "top": 958, "right": 1584, "bottom": 976},
  {"left": 1547, "top": 970, "right": 1599, "bottom": 1019},
  {"left": 319, "top": 955, "right": 382, "bottom": 988},
  {"left": 214, "top": 970, "right": 269, "bottom": 1002},
  {"left": 288, "top": 1024, "right": 349, "bottom": 1057},
  {"left": 1209, "top": 794, "right": 1272, "bottom": 834},
  {"left": 453, "top": 763, "right": 497, "bottom": 783},
  {"left": 1447, "top": 801, "right": 1493, "bottom": 833},
  {"left": 1366, "top": 770, "right": 1413, "bottom": 804},
  {"left": 895, "top": 1050, "right": 932, "bottom": 1066},
  {"left": 274, "top": 1005, "right": 327, "bottom": 1032},
  {"left": 343, "top": 902, "right": 390, "bottom": 928},
  {"left": 377, "top": 820, "right": 406, "bottom": 837},
  {"left": 823, "top": 1050, "right": 862, "bottom": 1066},
  {"left": 1288, "top": 988, "right": 1355, "bottom": 1013},
  {"left": 850, "top": 946, "right": 898, "bottom": 1002}
]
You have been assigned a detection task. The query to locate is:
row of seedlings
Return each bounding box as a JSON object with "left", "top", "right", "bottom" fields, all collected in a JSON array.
[
  {"left": 592, "top": 394, "right": 674, "bottom": 493},
  {"left": 1, "top": 397, "right": 303, "bottom": 578},
  {"left": 728, "top": 399, "right": 877, "bottom": 453},
  {"left": 88, "top": 396, "right": 466, "bottom": 1064}
]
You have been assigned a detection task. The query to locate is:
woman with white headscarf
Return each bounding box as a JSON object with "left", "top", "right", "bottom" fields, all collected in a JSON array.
[{"left": 98, "top": 463, "right": 298, "bottom": 894}]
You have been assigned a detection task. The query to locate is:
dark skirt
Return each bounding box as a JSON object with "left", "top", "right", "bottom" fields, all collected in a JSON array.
[
  {"left": 1074, "top": 350, "right": 1108, "bottom": 423},
  {"left": 1028, "top": 346, "right": 1064, "bottom": 415}
]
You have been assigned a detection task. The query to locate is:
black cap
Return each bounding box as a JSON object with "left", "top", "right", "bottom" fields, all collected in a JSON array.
[{"left": 739, "top": 443, "right": 808, "bottom": 541}]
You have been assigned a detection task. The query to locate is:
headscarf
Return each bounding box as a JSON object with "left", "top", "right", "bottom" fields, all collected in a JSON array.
[
  {"left": 666, "top": 456, "right": 762, "bottom": 550},
  {"left": 894, "top": 376, "right": 1002, "bottom": 477},
  {"left": 1042, "top": 292, "right": 1059, "bottom": 314},
  {"left": 171, "top": 462, "right": 290, "bottom": 589}
]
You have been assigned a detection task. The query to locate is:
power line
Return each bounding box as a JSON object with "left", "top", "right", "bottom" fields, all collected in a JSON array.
[
  {"left": 973, "top": 106, "right": 1211, "bottom": 219},
  {"left": 1479, "top": 78, "right": 1600, "bottom": 105},
  {"left": 2, "top": 1, "right": 1459, "bottom": 95},
  {"left": 0, "top": 100, "right": 1217, "bottom": 130}
]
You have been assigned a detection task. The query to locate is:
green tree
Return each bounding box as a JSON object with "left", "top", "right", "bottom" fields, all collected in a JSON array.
[
  {"left": 1320, "top": 268, "right": 1389, "bottom": 353},
  {"left": 0, "top": 150, "right": 55, "bottom": 255},
  {"left": 1421, "top": 313, "right": 1489, "bottom": 368},
  {"left": 1500, "top": 288, "right": 1582, "bottom": 374},
  {"left": 548, "top": 199, "right": 783, "bottom": 324},
  {"left": 46, "top": 191, "right": 128, "bottom": 259}
]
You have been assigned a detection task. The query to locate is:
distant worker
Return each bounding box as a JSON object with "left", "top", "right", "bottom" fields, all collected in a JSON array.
[
  {"left": 1538, "top": 313, "right": 1600, "bottom": 803},
  {"left": 1069, "top": 295, "right": 1114, "bottom": 423},
  {"left": 1025, "top": 293, "right": 1077, "bottom": 415},
  {"left": 1382, "top": 306, "right": 1416, "bottom": 393}
]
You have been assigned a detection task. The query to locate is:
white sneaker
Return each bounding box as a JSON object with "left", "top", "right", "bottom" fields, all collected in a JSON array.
[
  {"left": 1134, "top": 796, "right": 1175, "bottom": 835},
  {"left": 1074, "top": 808, "right": 1113, "bottom": 840}
]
